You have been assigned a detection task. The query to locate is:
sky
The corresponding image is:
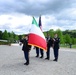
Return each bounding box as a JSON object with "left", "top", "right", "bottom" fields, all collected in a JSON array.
[{"left": 0, "top": 0, "right": 76, "bottom": 34}]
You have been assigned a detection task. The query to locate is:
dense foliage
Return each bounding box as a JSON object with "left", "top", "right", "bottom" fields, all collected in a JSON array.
[
  {"left": 0, "top": 30, "right": 19, "bottom": 43},
  {"left": 0, "top": 29, "right": 76, "bottom": 45},
  {"left": 44, "top": 29, "right": 76, "bottom": 45}
]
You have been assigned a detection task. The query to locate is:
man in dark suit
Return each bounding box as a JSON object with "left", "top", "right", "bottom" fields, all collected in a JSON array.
[
  {"left": 20, "top": 35, "right": 31, "bottom": 65},
  {"left": 53, "top": 34, "right": 60, "bottom": 62},
  {"left": 45, "top": 34, "right": 53, "bottom": 60}
]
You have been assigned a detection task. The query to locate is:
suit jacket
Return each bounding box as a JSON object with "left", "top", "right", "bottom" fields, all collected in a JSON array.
[
  {"left": 46, "top": 37, "right": 53, "bottom": 48},
  {"left": 53, "top": 37, "right": 60, "bottom": 49},
  {"left": 20, "top": 39, "right": 31, "bottom": 52}
]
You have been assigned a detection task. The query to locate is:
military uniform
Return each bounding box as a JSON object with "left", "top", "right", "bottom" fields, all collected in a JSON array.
[
  {"left": 45, "top": 36, "right": 53, "bottom": 60},
  {"left": 20, "top": 38, "right": 31, "bottom": 65},
  {"left": 53, "top": 37, "right": 60, "bottom": 61}
]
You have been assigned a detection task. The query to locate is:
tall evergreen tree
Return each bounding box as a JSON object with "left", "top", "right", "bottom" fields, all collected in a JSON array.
[{"left": 2, "top": 30, "right": 9, "bottom": 40}]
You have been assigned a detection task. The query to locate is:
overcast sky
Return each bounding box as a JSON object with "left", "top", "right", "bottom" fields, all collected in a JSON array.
[{"left": 0, "top": 0, "right": 76, "bottom": 34}]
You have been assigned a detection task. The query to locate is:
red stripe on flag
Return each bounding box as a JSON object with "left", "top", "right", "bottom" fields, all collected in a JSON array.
[{"left": 28, "top": 33, "right": 47, "bottom": 51}]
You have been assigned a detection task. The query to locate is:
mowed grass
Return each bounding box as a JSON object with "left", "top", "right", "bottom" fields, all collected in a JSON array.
[{"left": 60, "top": 44, "right": 76, "bottom": 49}]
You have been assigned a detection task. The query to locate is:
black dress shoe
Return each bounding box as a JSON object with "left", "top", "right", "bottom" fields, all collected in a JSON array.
[
  {"left": 45, "top": 58, "right": 49, "bottom": 60},
  {"left": 35, "top": 55, "right": 39, "bottom": 57},
  {"left": 53, "top": 59, "right": 57, "bottom": 62},
  {"left": 24, "top": 62, "right": 29, "bottom": 65},
  {"left": 40, "top": 56, "right": 43, "bottom": 58}
]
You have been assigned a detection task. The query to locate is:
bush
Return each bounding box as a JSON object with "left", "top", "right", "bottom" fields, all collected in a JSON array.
[{"left": 0, "top": 41, "right": 11, "bottom": 45}]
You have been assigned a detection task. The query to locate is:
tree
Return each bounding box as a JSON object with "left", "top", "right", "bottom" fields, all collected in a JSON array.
[
  {"left": 63, "top": 30, "right": 76, "bottom": 38},
  {"left": 48, "top": 29, "right": 54, "bottom": 38},
  {"left": 2, "top": 30, "right": 9, "bottom": 40},
  {"left": 0, "top": 31, "right": 3, "bottom": 39},
  {"left": 72, "top": 38, "right": 76, "bottom": 44},
  {"left": 14, "top": 35, "right": 19, "bottom": 41},
  {"left": 9, "top": 31, "right": 15, "bottom": 43},
  {"left": 18, "top": 35, "right": 23, "bottom": 40},
  {"left": 64, "top": 34, "right": 71, "bottom": 44},
  {"left": 74, "top": 38, "right": 76, "bottom": 44},
  {"left": 43, "top": 31, "right": 48, "bottom": 37}
]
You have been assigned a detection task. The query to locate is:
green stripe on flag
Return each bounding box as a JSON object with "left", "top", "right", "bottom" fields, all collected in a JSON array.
[{"left": 32, "top": 17, "right": 39, "bottom": 27}]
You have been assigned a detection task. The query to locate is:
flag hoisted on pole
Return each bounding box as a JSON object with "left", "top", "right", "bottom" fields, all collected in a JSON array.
[
  {"left": 39, "top": 15, "right": 42, "bottom": 30},
  {"left": 28, "top": 17, "right": 47, "bottom": 51}
]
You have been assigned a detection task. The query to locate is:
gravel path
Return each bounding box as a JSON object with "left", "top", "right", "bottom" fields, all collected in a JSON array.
[{"left": 0, "top": 45, "right": 76, "bottom": 75}]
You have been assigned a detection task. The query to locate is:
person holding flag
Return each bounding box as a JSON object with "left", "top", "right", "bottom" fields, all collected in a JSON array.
[
  {"left": 35, "top": 16, "right": 44, "bottom": 58},
  {"left": 20, "top": 35, "right": 31, "bottom": 65}
]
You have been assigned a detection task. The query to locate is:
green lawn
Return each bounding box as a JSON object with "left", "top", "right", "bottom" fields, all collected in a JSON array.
[{"left": 60, "top": 44, "right": 76, "bottom": 49}]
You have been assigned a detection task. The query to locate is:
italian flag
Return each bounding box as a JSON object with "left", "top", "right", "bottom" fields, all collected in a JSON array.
[{"left": 28, "top": 17, "right": 47, "bottom": 51}]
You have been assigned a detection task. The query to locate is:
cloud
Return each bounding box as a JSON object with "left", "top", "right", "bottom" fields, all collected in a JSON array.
[
  {"left": 0, "top": 0, "right": 76, "bottom": 15},
  {"left": 0, "top": 0, "right": 76, "bottom": 34},
  {"left": 56, "top": 8, "right": 76, "bottom": 20},
  {"left": 0, "top": 14, "right": 32, "bottom": 34}
]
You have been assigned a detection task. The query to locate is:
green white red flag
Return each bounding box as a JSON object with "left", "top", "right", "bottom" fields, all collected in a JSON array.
[{"left": 28, "top": 17, "right": 47, "bottom": 51}]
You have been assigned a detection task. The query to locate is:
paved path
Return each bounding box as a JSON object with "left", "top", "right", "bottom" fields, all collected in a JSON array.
[{"left": 0, "top": 45, "right": 76, "bottom": 75}]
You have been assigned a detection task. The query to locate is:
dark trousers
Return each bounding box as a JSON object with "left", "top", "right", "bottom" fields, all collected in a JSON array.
[
  {"left": 46, "top": 47, "right": 50, "bottom": 59},
  {"left": 40, "top": 48, "right": 43, "bottom": 57},
  {"left": 24, "top": 51, "right": 29, "bottom": 63},
  {"left": 36, "top": 47, "right": 39, "bottom": 56},
  {"left": 36, "top": 47, "right": 44, "bottom": 57},
  {"left": 54, "top": 48, "right": 59, "bottom": 60}
]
